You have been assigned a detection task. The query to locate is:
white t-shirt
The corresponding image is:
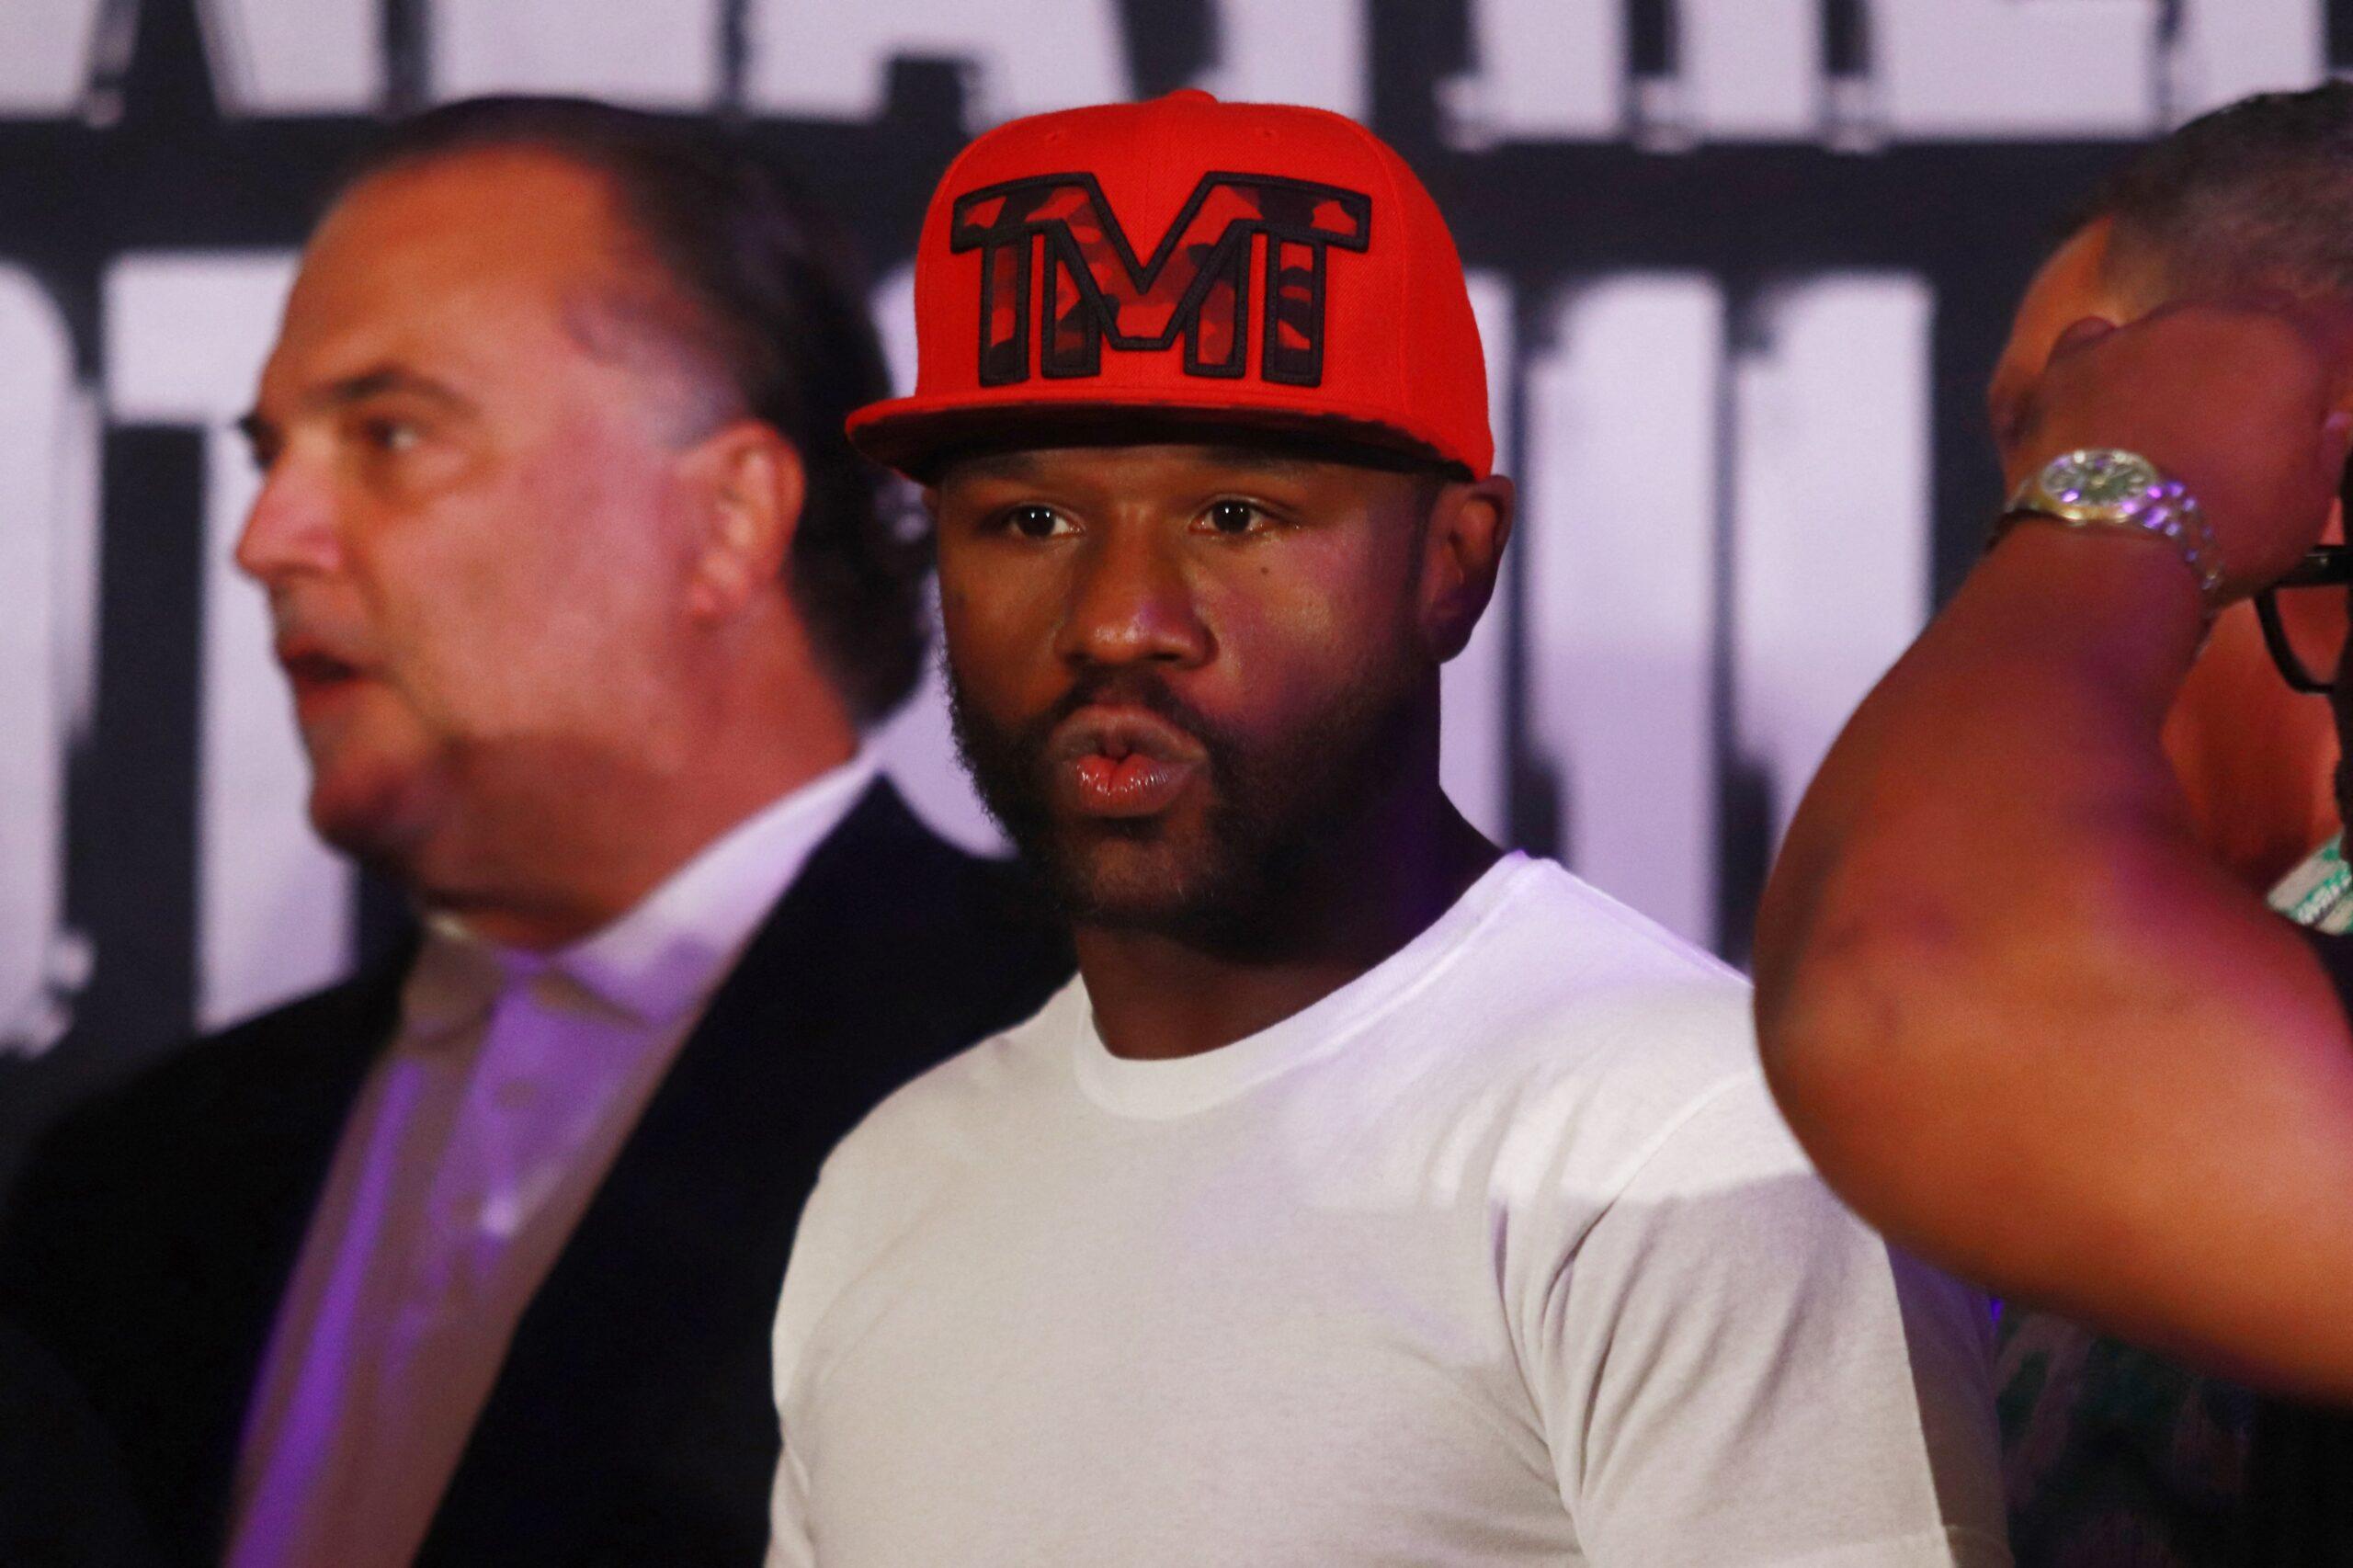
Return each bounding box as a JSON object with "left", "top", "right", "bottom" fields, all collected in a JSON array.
[{"left": 767, "top": 854, "right": 2009, "bottom": 1567}]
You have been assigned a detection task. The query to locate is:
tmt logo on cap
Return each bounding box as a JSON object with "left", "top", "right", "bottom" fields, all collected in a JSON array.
[
  {"left": 951, "top": 172, "right": 1371, "bottom": 389},
  {"left": 847, "top": 91, "right": 1495, "bottom": 482}
]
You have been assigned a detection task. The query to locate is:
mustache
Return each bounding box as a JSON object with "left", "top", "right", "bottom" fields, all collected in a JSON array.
[{"left": 1035, "top": 668, "right": 1211, "bottom": 741}]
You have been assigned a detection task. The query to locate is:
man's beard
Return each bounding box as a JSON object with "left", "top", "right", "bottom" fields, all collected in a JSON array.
[{"left": 948, "top": 656, "right": 1426, "bottom": 953}]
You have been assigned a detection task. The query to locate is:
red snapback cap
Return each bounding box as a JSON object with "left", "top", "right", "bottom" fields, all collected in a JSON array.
[{"left": 847, "top": 90, "right": 1493, "bottom": 480}]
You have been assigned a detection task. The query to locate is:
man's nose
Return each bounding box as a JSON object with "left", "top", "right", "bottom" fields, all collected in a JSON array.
[
  {"left": 233, "top": 450, "right": 342, "bottom": 585},
  {"left": 1052, "top": 525, "right": 1212, "bottom": 670}
]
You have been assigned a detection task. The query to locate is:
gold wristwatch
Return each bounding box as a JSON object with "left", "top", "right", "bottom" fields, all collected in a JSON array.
[{"left": 1997, "top": 448, "right": 2225, "bottom": 615}]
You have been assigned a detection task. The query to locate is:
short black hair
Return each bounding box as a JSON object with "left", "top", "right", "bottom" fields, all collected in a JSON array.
[
  {"left": 340, "top": 95, "right": 926, "bottom": 724},
  {"left": 2085, "top": 82, "right": 2353, "bottom": 301}
]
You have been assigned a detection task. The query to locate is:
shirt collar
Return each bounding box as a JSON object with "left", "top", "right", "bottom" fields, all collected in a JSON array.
[
  {"left": 555, "top": 752, "right": 880, "bottom": 1027},
  {"left": 406, "top": 753, "right": 879, "bottom": 1035},
  {"left": 399, "top": 916, "right": 513, "bottom": 1048}
]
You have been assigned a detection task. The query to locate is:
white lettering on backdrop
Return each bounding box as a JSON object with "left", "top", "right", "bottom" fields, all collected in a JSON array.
[
  {"left": 1197, "top": 0, "right": 1370, "bottom": 122},
  {"left": 104, "top": 253, "right": 349, "bottom": 1034},
  {"left": 0, "top": 269, "right": 96, "bottom": 1057},
  {"left": 200, "top": 0, "right": 381, "bottom": 116},
  {"left": 1444, "top": 0, "right": 2326, "bottom": 146},
  {"left": 1522, "top": 276, "right": 1725, "bottom": 944},
  {"left": 429, "top": 0, "right": 723, "bottom": 107},
  {"left": 1678, "top": 0, "right": 1821, "bottom": 141},
  {"left": 2, "top": 0, "right": 2325, "bottom": 140},
  {"left": 1513, "top": 271, "right": 1934, "bottom": 948},
  {"left": 1438, "top": 270, "right": 1518, "bottom": 847},
  {"left": 1729, "top": 277, "right": 1932, "bottom": 852},
  {"left": 745, "top": 0, "right": 1127, "bottom": 126},
  {"left": 0, "top": 0, "right": 112, "bottom": 117}
]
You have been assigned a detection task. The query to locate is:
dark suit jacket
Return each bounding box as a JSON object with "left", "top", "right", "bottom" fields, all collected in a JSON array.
[
  {"left": 0, "top": 1315, "right": 165, "bottom": 1567},
  {"left": 0, "top": 780, "right": 1072, "bottom": 1566}
]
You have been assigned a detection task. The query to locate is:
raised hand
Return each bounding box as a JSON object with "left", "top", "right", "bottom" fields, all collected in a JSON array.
[{"left": 2008, "top": 300, "right": 2353, "bottom": 597}]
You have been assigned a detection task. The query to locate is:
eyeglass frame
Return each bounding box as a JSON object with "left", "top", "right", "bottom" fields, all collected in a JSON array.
[
  {"left": 2256, "top": 550, "right": 2353, "bottom": 694},
  {"left": 2253, "top": 461, "right": 2353, "bottom": 695}
]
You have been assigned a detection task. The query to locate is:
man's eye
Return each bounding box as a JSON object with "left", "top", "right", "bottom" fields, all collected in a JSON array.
[
  {"left": 1201, "top": 499, "right": 1270, "bottom": 536},
  {"left": 1003, "top": 505, "right": 1074, "bottom": 540},
  {"left": 359, "top": 417, "right": 422, "bottom": 455}
]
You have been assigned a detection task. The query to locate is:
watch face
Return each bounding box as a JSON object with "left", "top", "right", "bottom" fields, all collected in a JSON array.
[{"left": 2041, "top": 449, "right": 2162, "bottom": 518}]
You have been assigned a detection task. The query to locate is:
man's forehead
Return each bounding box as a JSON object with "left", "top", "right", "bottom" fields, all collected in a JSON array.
[
  {"left": 936, "top": 435, "right": 1443, "bottom": 492},
  {"left": 261, "top": 150, "right": 641, "bottom": 401},
  {"left": 320, "top": 146, "right": 621, "bottom": 256},
  {"left": 949, "top": 442, "right": 1321, "bottom": 477},
  {"left": 300, "top": 152, "right": 637, "bottom": 322}
]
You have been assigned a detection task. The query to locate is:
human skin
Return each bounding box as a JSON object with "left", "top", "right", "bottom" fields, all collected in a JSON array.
[
  {"left": 1989, "top": 218, "right": 2342, "bottom": 892},
  {"left": 237, "top": 148, "right": 856, "bottom": 949},
  {"left": 1756, "top": 298, "right": 2353, "bottom": 1397},
  {"left": 932, "top": 439, "right": 1513, "bottom": 1062}
]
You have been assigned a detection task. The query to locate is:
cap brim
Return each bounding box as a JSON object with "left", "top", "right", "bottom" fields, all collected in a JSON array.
[{"left": 848, "top": 388, "right": 1472, "bottom": 483}]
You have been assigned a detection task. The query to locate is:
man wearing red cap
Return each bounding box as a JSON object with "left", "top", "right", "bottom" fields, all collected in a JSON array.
[{"left": 766, "top": 92, "right": 2006, "bottom": 1565}]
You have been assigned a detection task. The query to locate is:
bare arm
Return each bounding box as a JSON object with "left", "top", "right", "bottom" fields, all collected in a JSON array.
[{"left": 1755, "top": 302, "right": 2353, "bottom": 1399}]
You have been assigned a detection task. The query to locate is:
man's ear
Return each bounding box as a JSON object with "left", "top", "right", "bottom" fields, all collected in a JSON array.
[
  {"left": 682, "top": 419, "right": 806, "bottom": 622},
  {"left": 1419, "top": 474, "right": 1516, "bottom": 663}
]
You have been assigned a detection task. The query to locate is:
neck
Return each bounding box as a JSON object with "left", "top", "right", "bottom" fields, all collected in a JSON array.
[
  {"left": 405, "top": 681, "right": 859, "bottom": 951},
  {"left": 1074, "top": 772, "right": 1500, "bottom": 1062}
]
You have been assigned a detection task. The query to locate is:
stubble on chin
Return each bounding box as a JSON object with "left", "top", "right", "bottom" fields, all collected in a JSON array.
[
  {"left": 946, "top": 661, "right": 1424, "bottom": 951},
  {"left": 944, "top": 672, "right": 1229, "bottom": 931},
  {"left": 303, "top": 734, "right": 449, "bottom": 889}
]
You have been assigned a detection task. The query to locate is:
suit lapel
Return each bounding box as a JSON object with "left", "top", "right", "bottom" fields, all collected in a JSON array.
[
  {"left": 191, "top": 959, "right": 410, "bottom": 1549},
  {"left": 421, "top": 781, "right": 986, "bottom": 1562}
]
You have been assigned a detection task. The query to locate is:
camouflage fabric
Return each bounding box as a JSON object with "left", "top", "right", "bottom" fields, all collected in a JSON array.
[{"left": 1998, "top": 1308, "right": 2258, "bottom": 1567}]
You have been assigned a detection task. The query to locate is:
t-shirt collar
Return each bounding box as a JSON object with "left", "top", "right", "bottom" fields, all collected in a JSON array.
[{"left": 1069, "top": 852, "right": 1538, "bottom": 1119}]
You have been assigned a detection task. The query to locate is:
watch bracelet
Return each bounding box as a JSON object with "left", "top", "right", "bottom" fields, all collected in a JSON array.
[{"left": 1992, "top": 481, "right": 2226, "bottom": 618}]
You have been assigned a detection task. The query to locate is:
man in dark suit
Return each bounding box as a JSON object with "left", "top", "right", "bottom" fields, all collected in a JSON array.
[{"left": 0, "top": 97, "right": 1069, "bottom": 1567}]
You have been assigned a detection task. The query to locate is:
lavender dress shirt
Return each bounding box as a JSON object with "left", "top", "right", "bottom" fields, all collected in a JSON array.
[{"left": 226, "top": 756, "right": 877, "bottom": 1568}]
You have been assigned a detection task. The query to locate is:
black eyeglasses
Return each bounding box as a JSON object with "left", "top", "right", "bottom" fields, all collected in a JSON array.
[
  {"left": 2254, "top": 465, "right": 2353, "bottom": 694},
  {"left": 2257, "top": 551, "right": 2352, "bottom": 693}
]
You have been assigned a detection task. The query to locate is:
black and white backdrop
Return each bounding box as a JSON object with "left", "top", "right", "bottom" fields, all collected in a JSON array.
[{"left": 2, "top": 0, "right": 2341, "bottom": 1185}]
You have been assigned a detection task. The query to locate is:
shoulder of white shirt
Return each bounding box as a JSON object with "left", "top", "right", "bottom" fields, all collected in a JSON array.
[{"left": 817, "top": 856, "right": 1756, "bottom": 1159}]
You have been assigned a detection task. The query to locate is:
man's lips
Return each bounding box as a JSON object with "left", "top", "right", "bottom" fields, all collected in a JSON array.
[
  {"left": 1047, "top": 704, "right": 1207, "bottom": 820},
  {"left": 274, "top": 638, "right": 370, "bottom": 710}
]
